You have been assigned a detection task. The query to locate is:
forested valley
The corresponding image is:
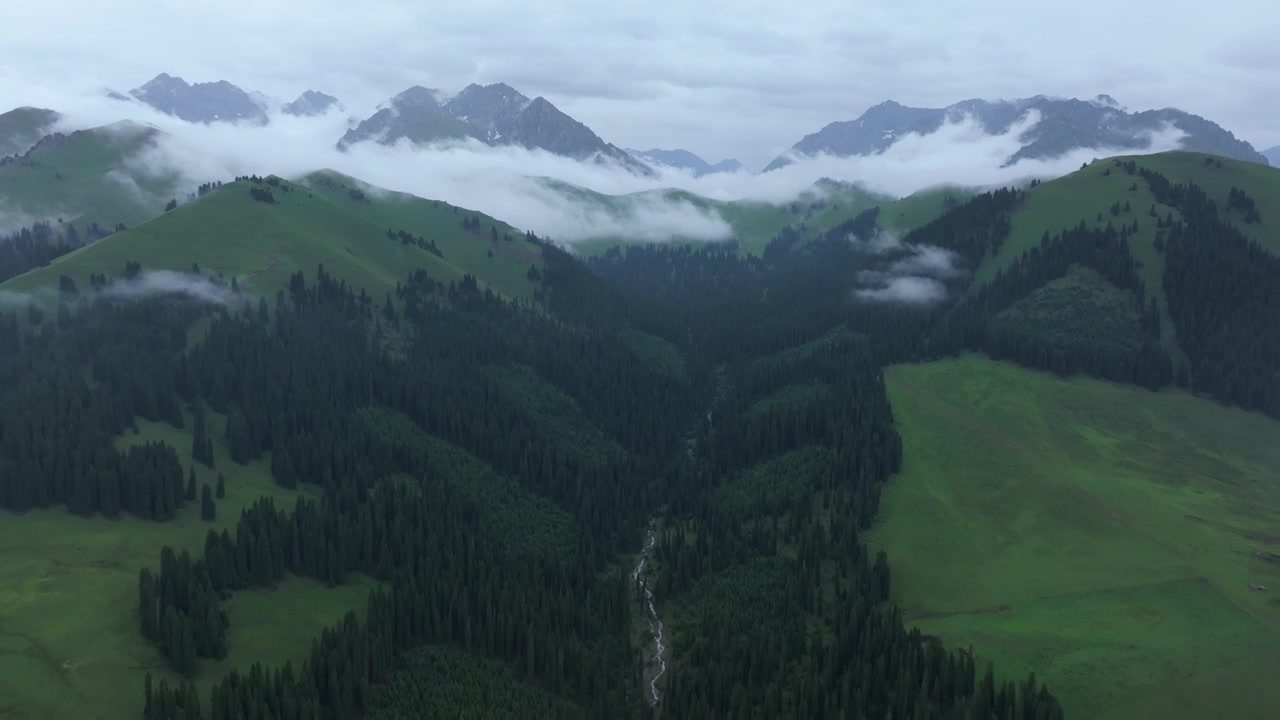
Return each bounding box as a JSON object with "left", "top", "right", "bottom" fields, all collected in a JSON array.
[{"left": 1, "top": 158, "right": 1275, "bottom": 719}]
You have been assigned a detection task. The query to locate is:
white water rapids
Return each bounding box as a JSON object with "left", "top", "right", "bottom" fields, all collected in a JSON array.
[{"left": 632, "top": 519, "right": 667, "bottom": 708}]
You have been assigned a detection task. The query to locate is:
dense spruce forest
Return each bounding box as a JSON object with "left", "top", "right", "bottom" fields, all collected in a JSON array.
[
  {"left": 1, "top": 157, "right": 1275, "bottom": 719},
  {"left": 0, "top": 220, "right": 124, "bottom": 284}
]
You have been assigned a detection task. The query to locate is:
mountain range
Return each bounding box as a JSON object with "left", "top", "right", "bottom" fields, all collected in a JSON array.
[
  {"left": 8, "top": 73, "right": 1270, "bottom": 178},
  {"left": 337, "top": 82, "right": 651, "bottom": 174},
  {"left": 765, "top": 94, "right": 1269, "bottom": 170},
  {"left": 115, "top": 74, "right": 651, "bottom": 173},
  {"left": 283, "top": 90, "right": 342, "bottom": 117},
  {"left": 1265, "top": 145, "right": 1280, "bottom": 167},
  {"left": 125, "top": 73, "right": 271, "bottom": 124},
  {"left": 626, "top": 148, "right": 744, "bottom": 176}
]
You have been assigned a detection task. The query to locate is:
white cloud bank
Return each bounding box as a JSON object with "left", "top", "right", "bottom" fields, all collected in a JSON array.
[
  {"left": 4, "top": 83, "right": 1188, "bottom": 248},
  {"left": 0, "top": 271, "right": 236, "bottom": 307},
  {"left": 850, "top": 230, "right": 966, "bottom": 305},
  {"left": 100, "top": 270, "right": 237, "bottom": 305}
]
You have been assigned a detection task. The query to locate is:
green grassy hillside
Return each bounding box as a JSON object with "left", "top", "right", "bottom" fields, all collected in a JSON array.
[
  {"left": 303, "top": 170, "right": 543, "bottom": 300},
  {"left": 0, "top": 121, "right": 179, "bottom": 229},
  {"left": 881, "top": 186, "right": 974, "bottom": 231},
  {"left": 969, "top": 151, "right": 1280, "bottom": 363},
  {"left": 0, "top": 175, "right": 540, "bottom": 302},
  {"left": 871, "top": 354, "right": 1280, "bottom": 720},
  {"left": 1136, "top": 151, "right": 1280, "bottom": 252},
  {"left": 0, "top": 107, "right": 60, "bottom": 157}
]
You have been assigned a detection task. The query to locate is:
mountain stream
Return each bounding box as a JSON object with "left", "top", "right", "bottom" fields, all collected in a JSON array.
[{"left": 632, "top": 519, "right": 667, "bottom": 708}]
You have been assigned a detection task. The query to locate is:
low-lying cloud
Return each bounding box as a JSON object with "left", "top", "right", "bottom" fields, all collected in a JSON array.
[
  {"left": 0, "top": 203, "right": 69, "bottom": 236},
  {"left": 2, "top": 81, "right": 1189, "bottom": 248},
  {"left": 0, "top": 271, "right": 237, "bottom": 309},
  {"left": 101, "top": 270, "right": 237, "bottom": 305},
  {"left": 857, "top": 276, "right": 948, "bottom": 304},
  {"left": 852, "top": 230, "right": 964, "bottom": 304},
  {"left": 0, "top": 288, "right": 34, "bottom": 307}
]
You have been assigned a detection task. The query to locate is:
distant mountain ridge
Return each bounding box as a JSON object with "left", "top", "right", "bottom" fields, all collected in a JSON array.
[
  {"left": 283, "top": 91, "right": 342, "bottom": 117},
  {"left": 128, "top": 73, "right": 270, "bottom": 124},
  {"left": 0, "top": 107, "right": 61, "bottom": 156},
  {"left": 340, "top": 82, "right": 651, "bottom": 174},
  {"left": 766, "top": 94, "right": 1268, "bottom": 170},
  {"left": 627, "top": 148, "right": 744, "bottom": 176},
  {"left": 1264, "top": 146, "right": 1280, "bottom": 167}
]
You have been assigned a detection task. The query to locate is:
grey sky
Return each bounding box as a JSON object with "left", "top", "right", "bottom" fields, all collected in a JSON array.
[{"left": 1, "top": 0, "right": 1277, "bottom": 169}]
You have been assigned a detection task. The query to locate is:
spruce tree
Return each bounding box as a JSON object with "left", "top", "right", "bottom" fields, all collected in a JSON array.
[{"left": 201, "top": 484, "right": 216, "bottom": 522}]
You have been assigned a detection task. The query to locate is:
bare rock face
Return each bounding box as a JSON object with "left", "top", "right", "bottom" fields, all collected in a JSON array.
[
  {"left": 766, "top": 94, "right": 1269, "bottom": 171},
  {"left": 283, "top": 91, "right": 342, "bottom": 117},
  {"left": 130, "top": 73, "right": 269, "bottom": 125},
  {"left": 339, "top": 82, "right": 653, "bottom": 175}
]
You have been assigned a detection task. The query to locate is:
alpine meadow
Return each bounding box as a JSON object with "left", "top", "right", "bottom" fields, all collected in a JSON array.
[{"left": 1, "top": 2, "right": 1279, "bottom": 719}]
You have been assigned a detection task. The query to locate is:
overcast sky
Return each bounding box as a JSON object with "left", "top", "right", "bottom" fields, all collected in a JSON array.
[{"left": 1, "top": 0, "right": 1277, "bottom": 169}]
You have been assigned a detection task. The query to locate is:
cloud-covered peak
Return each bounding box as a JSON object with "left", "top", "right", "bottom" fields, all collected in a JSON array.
[
  {"left": 766, "top": 95, "right": 1268, "bottom": 171},
  {"left": 283, "top": 90, "right": 341, "bottom": 117},
  {"left": 128, "top": 73, "right": 267, "bottom": 125}
]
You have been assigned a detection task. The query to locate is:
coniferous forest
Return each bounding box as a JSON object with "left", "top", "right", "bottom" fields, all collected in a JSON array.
[{"left": 1, "top": 161, "right": 1276, "bottom": 720}]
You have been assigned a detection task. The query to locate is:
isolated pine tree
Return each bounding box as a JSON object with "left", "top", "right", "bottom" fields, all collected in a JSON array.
[{"left": 200, "top": 484, "right": 215, "bottom": 522}]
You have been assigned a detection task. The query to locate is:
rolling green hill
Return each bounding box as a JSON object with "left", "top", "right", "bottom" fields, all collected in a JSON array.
[
  {"left": 967, "top": 151, "right": 1280, "bottom": 361},
  {"left": 6, "top": 127, "right": 1278, "bottom": 720},
  {"left": 0, "top": 121, "right": 180, "bottom": 229},
  {"left": 0, "top": 174, "right": 543, "bottom": 302},
  {"left": 872, "top": 354, "right": 1280, "bottom": 720},
  {"left": 0, "top": 107, "right": 60, "bottom": 157},
  {"left": 302, "top": 170, "right": 543, "bottom": 299}
]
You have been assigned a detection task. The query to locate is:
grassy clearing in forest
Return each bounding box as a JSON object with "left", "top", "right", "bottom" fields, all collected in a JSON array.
[
  {"left": 871, "top": 354, "right": 1280, "bottom": 719},
  {"left": 0, "top": 411, "right": 368, "bottom": 720}
]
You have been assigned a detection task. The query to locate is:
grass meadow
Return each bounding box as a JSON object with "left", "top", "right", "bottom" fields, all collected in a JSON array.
[
  {"left": 0, "top": 410, "right": 374, "bottom": 719},
  {"left": 871, "top": 354, "right": 1280, "bottom": 719}
]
